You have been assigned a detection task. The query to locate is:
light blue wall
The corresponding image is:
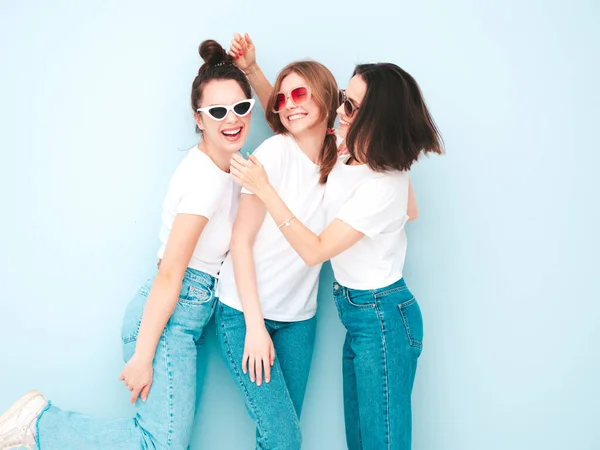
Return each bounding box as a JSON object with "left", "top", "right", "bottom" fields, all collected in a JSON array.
[{"left": 1, "top": 1, "right": 598, "bottom": 449}]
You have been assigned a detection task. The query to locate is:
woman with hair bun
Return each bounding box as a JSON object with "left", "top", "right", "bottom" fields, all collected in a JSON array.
[{"left": 0, "top": 38, "right": 254, "bottom": 450}]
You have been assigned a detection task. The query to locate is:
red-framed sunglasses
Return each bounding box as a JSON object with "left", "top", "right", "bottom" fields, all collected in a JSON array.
[{"left": 273, "top": 86, "right": 312, "bottom": 113}]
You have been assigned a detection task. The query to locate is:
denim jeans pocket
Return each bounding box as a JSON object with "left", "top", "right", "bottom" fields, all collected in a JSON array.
[
  {"left": 121, "top": 284, "right": 150, "bottom": 345},
  {"left": 122, "top": 319, "right": 142, "bottom": 345},
  {"left": 398, "top": 297, "right": 424, "bottom": 352},
  {"left": 346, "top": 290, "right": 376, "bottom": 308},
  {"left": 121, "top": 301, "right": 144, "bottom": 362},
  {"left": 179, "top": 277, "right": 213, "bottom": 305}
]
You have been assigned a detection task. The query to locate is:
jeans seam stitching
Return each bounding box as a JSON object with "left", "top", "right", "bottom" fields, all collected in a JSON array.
[
  {"left": 163, "top": 331, "right": 174, "bottom": 448},
  {"left": 122, "top": 318, "right": 143, "bottom": 344},
  {"left": 179, "top": 284, "right": 214, "bottom": 305},
  {"left": 184, "top": 268, "right": 215, "bottom": 287},
  {"left": 374, "top": 285, "right": 408, "bottom": 298},
  {"left": 345, "top": 335, "right": 363, "bottom": 450},
  {"left": 271, "top": 327, "right": 303, "bottom": 435},
  {"left": 219, "top": 308, "right": 269, "bottom": 447},
  {"left": 346, "top": 288, "right": 376, "bottom": 308},
  {"left": 398, "top": 299, "right": 422, "bottom": 349},
  {"left": 375, "top": 302, "right": 391, "bottom": 450}
]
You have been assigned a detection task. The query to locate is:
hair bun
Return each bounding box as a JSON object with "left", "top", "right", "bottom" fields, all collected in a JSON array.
[{"left": 198, "top": 40, "right": 232, "bottom": 69}]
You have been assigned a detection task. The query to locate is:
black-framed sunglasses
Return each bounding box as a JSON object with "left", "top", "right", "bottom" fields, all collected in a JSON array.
[
  {"left": 338, "top": 89, "right": 359, "bottom": 118},
  {"left": 196, "top": 99, "right": 255, "bottom": 121}
]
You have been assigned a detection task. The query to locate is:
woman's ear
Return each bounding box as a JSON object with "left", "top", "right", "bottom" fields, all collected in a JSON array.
[{"left": 194, "top": 111, "right": 204, "bottom": 132}]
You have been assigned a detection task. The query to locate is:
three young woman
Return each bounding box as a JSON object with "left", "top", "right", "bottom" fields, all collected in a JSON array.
[{"left": 0, "top": 32, "right": 442, "bottom": 450}]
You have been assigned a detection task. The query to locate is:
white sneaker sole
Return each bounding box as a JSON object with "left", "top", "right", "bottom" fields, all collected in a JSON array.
[{"left": 0, "top": 390, "right": 45, "bottom": 425}]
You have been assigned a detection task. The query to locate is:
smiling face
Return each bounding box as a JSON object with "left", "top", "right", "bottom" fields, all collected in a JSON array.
[
  {"left": 276, "top": 72, "right": 325, "bottom": 138},
  {"left": 194, "top": 79, "right": 252, "bottom": 155},
  {"left": 336, "top": 74, "right": 367, "bottom": 140}
]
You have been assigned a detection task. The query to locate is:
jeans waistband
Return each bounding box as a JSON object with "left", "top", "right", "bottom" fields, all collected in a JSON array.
[
  {"left": 183, "top": 267, "right": 217, "bottom": 290},
  {"left": 333, "top": 277, "right": 407, "bottom": 297}
]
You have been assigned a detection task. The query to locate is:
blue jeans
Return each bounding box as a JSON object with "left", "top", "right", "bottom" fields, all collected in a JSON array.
[
  {"left": 333, "top": 278, "right": 424, "bottom": 450},
  {"left": 35, "top": 268, "right": 217, "bottom": 450},
  {"left": 216, "top": 301, "right": 316, "bottom": 450}
]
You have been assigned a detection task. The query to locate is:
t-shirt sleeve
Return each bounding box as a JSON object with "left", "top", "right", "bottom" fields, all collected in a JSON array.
[
  {"left": 335, "top": 175, "right": 409, "bottom": 239},
  {"left": 241, "top": 138, "right": 283, "bottom": 195},
  {"left": 176, "top": 167, "right": 223, "bottom": 219}
]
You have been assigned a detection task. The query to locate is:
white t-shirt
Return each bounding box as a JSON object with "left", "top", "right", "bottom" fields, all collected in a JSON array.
[
  {"left": 157, "top": 146, "right": 240, "bottom": 277},
  {"left": 218, "top": 134, "right": 326, "bottom": 321},
  {"left": 324, "top": 157, "right": 410, "bottom": 290}
]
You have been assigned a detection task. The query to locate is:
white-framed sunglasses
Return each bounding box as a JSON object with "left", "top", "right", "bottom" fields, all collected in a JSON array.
[{"left": 196, "top": 99, "right": 255, "bottom": 121}]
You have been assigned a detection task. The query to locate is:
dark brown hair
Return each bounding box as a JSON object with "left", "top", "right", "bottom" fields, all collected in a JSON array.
[
  {"left": 191, "top": 40, "right": 252, "bottom": 133},
  {"left": 345, "top": 63, "right": 443, "bottom": 171},
  {"left": 265, "top": 61, "right": 339, "bottom": 184}
]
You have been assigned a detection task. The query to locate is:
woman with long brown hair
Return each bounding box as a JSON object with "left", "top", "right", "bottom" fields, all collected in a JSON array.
[{"left": 215, "top": 60, "right": 339, "bottom": 449}]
